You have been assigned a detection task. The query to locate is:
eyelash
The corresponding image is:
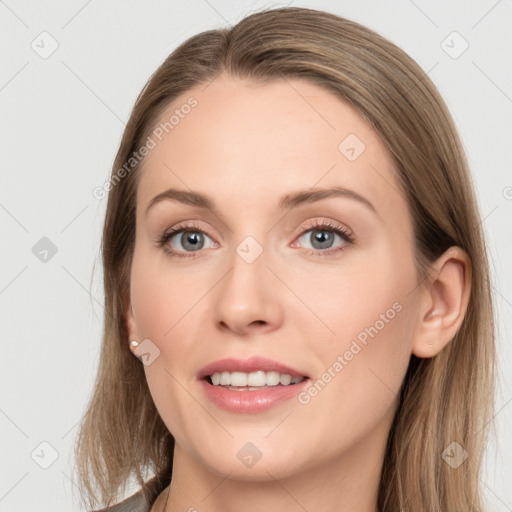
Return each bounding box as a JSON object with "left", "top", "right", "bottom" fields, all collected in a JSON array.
[{"left": 157, "top": 219, "right": 355, "bottom": 260}]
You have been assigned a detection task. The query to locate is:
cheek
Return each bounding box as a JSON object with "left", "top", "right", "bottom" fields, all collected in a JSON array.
[
  {"left": 291, "top": 303, "right": 415, "bottom": 466},
  {"left": 129, "top": 246, "right": 201, "bottom": 340},
  {"left": 295, "top": 245, "right": 417, "bottom": 423},
  {"left": 129, "top": 249, "right": 215, "bottom": 438},
  {"left": 294, "top": 242, "right": 416, "bottom": 354}
]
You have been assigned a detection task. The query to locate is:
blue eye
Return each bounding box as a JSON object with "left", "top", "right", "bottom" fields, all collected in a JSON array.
[
  {"left": 301, "top": 229, "right": 340, "bottom": 250},
  {"left": 158, "top": 223, "right": 216, "bottom": 259},
  {"left": 170, "top": 231, "right": 210, "bottom": 252},
  {"left": 293, "top": 220, "right": 354, "bottom": 257}
]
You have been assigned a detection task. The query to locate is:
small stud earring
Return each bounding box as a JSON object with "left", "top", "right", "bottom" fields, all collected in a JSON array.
[{"left": 130, "top": 340, "right": 143, "bottom": 362}]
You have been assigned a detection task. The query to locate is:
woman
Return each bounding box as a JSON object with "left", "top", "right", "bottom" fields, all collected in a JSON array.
[{"left": 75, "top": 6, "right": 496, "bottom": 512}]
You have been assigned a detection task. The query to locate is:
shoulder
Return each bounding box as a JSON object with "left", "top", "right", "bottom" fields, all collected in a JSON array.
[{"left": 90, "top": 489, "right": 150, "bottom": 512}]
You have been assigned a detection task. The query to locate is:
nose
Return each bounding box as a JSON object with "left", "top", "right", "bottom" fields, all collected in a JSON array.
[{"left": 213, "top": 245, "right": 284, "bottom": 336}]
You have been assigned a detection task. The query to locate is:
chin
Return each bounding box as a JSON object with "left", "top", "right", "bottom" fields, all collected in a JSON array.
[{"left": 191, "top": 437, "right": 312, "bottom": 482}]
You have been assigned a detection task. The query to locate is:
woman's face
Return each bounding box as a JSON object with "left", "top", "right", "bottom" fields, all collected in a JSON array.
[{"left": 127, "top": 73, "right": 422, "bottom": 481}]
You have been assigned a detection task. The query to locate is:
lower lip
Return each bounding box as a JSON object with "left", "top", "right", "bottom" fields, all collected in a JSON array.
[{"left": 199, "top": 378, "right": 310, "bottom": 413}]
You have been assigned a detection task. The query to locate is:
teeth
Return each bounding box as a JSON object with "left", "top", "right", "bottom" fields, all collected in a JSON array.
[
  {"left": 209, "top": 371, "right": 305, "bottom": 387},
  {"left": 280, "top": 374, "right": 292, "bottom": 385}
]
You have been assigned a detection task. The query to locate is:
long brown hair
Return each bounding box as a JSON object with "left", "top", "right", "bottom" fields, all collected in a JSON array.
[{"left": 74, "top": 7, "right": 496, "bottom": 511}]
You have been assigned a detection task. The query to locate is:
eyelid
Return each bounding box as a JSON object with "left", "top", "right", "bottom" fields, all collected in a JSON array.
[
  {"left": 294, "top": 217, "right": 354, "bottom": 241},
  {"left": 160, "top": 220, "right": 216, "bottom": 241}
]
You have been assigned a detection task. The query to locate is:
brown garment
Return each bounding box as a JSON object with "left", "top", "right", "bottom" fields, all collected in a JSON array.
[{"left": 91, "top": 490, "right": 150, "bottom": 512}]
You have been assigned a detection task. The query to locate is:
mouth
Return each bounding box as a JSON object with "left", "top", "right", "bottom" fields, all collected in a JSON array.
[{"left": 197, "top": 356, "right": 311, "bottom": 412}]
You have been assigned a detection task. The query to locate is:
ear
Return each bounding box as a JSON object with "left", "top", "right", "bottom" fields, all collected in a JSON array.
[{"left": 412, "top": 246, "right": 472, "bottom": 358}]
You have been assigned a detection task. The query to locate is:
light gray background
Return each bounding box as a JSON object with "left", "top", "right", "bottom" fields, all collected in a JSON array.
[{"left": 1, "top": 1, "right": 511, "bottom": 511}]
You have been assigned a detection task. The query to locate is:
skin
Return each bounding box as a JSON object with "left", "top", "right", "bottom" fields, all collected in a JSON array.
[{"left": 126, "top": 73, "right": 471, "bottom": 512}]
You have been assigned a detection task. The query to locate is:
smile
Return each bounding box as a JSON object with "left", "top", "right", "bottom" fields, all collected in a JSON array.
[
  {"left": 208, "top": 370, "right": 306, "bottom": 388},
  {"left": 197, "top": 357, "right": 311, "bottom": 413}
]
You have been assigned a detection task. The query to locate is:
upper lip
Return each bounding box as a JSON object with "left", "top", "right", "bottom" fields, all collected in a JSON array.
[{"left": 197, "top": 356, "right": 310, "bottom": 380}]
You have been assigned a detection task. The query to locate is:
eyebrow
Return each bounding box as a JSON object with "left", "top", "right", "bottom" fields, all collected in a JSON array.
[{"left": 145, "top": 186, "right": 378, "bottom": 217}]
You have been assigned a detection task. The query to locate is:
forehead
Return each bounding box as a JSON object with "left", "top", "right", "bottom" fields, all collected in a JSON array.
[{"left": 136, "top": 73, "right": 405, "bottom": 221}]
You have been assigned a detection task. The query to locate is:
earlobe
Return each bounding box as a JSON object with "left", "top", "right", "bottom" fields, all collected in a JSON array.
[{"left": 412, "top": 246, "right": 471, "bottom": 358}]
